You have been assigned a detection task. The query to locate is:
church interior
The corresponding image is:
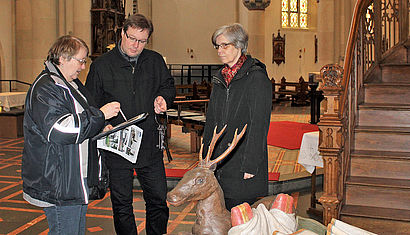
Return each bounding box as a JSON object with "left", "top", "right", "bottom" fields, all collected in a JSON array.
[{"left": 0, "top": 0, "right": 409, "bottom": 234}]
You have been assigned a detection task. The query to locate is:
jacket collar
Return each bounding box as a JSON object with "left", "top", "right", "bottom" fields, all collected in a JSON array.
[
  {"left": 44, "top": 61, "right": 69, "bottom": 87},
  {"left": 113, "top": 44, "right": 148, "bottom": 68},
  {"left": 214, "top": 55, "right": 263, "bottom": 86}
]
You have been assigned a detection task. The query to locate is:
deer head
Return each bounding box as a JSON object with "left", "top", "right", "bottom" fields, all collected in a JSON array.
[
  {"left": 167, "top": 124, "right": 247, "bottom": 235},
  {"left": 167, "top": 124, "right": 247, "bottom": 206}
]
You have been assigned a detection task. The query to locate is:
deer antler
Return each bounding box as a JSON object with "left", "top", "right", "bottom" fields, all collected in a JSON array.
[
  {"left": 204, "top": 125, "right": 227, "bottom": 162},
  {"left": 198, "top": 143, "right": 204, "bottom": 165},
  {"left": 207, "top": 124, "right": 247, "bottom": 168}
]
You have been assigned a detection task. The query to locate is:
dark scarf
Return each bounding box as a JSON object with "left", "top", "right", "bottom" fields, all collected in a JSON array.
[{"left": 221, "top": 54, "right": 247, "bottom": 86}]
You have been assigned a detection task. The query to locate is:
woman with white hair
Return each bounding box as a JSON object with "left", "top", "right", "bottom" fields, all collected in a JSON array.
[{"left": 202, "top": 23, "right": 272, "bottom": 210}]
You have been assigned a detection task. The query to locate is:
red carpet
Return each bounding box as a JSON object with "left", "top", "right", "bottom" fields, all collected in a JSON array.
[
  {"left": 267, "top": 121, "right": 318, "bottom": 150},
  {"left": 165, "top": 168, "right": 280, "bottom": 181}
]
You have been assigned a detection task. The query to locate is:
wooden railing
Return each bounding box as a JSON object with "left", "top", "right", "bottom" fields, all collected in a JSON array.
[
  {"left": 0, "top": 80, "right": 31, "bottom": 92},
  {"left": 318, "top": 0, "right": 409, "bottom": 225}
]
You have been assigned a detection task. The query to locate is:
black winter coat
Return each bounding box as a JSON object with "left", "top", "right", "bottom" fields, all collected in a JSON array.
[
  {"left": 85, "top": 46, "right": 176, "bottom": 168},
  {"left": 22, "top": 63, "right": 106, "bottom": 206},
  {"left": 202, "top": 55, "right": 272, "bottom": 199}
]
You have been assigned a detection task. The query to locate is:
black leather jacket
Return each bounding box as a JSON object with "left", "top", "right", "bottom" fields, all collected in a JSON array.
[{"left": 22, "top": 62, "right": 105, "bottom": 206}]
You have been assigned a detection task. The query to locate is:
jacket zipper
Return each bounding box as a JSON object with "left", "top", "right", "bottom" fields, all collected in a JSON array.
[
  {"left": 224, "top": 87, "right": 230, "bottom": 122},
  {"left": 212, "top": 75, "right": 230, "bottom": 124}
]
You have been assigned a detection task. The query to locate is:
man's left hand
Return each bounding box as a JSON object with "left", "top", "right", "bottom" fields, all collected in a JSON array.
[{"left": 154, "top": 96, "right": 167, "bottom": 114}]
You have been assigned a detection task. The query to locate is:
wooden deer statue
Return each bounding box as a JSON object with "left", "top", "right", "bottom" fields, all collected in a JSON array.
[{"left": 167, "top": 124, "right": 247, "bottom": 235}]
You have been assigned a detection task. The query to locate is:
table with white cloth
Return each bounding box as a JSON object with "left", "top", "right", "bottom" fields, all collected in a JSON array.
[
  {"left": 0, "top": 92, "right": 27, "bottom": 112},
  {"left": 297, "top": 131, "right": 323, "bottom": 174},
  {"left": 297, "top": 131, "right": 323, "bottom": 218}
]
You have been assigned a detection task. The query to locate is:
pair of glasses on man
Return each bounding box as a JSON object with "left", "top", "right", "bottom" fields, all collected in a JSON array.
[
  {"left": 213, "top": 43, "right": 234, "bottom": 50},
  {"left": 125, "top": 31, "right": 149, "bottom": 44},
  {"left": 72, "top": 57, "right": 87, "bottom": 65}
]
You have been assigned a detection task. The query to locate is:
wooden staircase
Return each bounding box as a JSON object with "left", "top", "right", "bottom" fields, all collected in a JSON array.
[
  {"left": 316, "top": 0, "right": 410, "bottom": 233},
  {"left": 339, "top": 43, "right": 410, "bottom": 233}
]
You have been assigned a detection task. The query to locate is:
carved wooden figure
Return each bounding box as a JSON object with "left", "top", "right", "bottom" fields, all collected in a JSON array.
[{"left": 167, "top": 124, "right": 247, "bottom": 235}]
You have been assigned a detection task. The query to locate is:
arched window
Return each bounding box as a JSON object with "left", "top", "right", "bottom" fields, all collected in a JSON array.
[{"left": 281, "top": 0, "right": 308, "bottom": 29}]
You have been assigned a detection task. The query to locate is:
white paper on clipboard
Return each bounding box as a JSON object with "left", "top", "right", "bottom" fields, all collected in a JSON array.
[{"left": 97, "top": 125, "right": 143, "bottom": 163}]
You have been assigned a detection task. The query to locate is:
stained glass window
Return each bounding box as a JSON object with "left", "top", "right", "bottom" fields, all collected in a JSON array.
[
  {"left": 281, "top": 0, "right": 308, "bottom": 29},
  {"left": 300, "top": 0, "right": 307, "bottom": 13},
  {"left": 282, "top": 12, "right": 289, "bottom": 27},
  {"left": 290, "top": 0, "right": 298, "bottom": 12},
  {"left": 290, "top": 13, "right": 298, "bottom": 27},
  {"left": 282, "top": 0, "right": 288, "bottom": 11}
]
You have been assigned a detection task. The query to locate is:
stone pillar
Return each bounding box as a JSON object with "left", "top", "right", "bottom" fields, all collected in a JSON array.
[
  {"left": 246, "top": 11, "right": 265, "bottom": 61},
  {"left": 239, "top": 2, "right": 265, "bottom": 63},
  {"left": 73, "top": 0, "right": 91, "bottom": 44},
  {"left": 317, "top": 0, "right": 335, "bottom": 66},
  {"left": 73, "top": 0, "right": 91, "bottom": 83},
  {"left": 16, "top": 0, "right": 57, "bottom": 84}
]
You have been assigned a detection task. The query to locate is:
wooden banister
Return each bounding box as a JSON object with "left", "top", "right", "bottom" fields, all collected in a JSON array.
[
  {"left": 340, "top": 0, "right": 372, "bottom": 115},
  {"left": 319, "top": 0, "right": 409, "bottom": 225}
]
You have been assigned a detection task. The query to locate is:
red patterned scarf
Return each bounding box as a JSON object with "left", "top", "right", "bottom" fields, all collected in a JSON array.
[{"left": 221, "top": 54, "right": 247, "bottom": 86}]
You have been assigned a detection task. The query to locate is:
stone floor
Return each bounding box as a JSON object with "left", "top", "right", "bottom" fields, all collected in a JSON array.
[{"left": 0, "top": 101, "right": 324, "bottom": 234}]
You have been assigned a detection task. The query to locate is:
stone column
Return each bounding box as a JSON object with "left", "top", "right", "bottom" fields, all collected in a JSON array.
[
  {"left": 246, "top": 11, "right": 265, "bottom": 62},
  {"left": 317, "top": 0, "right": 335, "bottom": 66},
  {"left": 238, "top": 1, "right": 265, "bottom": 63},
  {"left": 16, "top": 0, "right": 57, "bottom": 84},
  {"left": 73, "top": 0, "right": 91, "bottom": 83}
]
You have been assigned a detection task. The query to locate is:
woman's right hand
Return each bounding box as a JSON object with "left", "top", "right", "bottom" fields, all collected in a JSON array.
[{"left": 100, "top": 102, "right": 120, "bottom": 120}]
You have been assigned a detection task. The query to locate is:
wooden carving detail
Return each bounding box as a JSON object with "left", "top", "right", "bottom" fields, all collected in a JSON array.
[
  {"left": 320, "top": 64, "right": 343, "bottom": 89},
  {"left": 90, "top": 0, "right": 126, "bottom": 60},
  {"left": 317, "top": 64, "right": 344, "bottom": 225}
]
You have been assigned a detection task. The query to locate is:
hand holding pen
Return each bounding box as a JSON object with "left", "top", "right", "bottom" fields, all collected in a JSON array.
[{"left": 100, "top": 102, "right": 121, "bottom": 120}]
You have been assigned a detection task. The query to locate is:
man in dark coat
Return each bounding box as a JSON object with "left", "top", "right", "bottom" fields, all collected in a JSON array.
[
  {"left": 85, "top": 14, "right": 176, "bottom": 235},
  {"left": 203, "top": 23, "right": 272, "bottom": 210}
]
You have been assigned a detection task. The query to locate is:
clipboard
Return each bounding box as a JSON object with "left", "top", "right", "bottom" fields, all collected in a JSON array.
[{"left": 92, "top": 113, "right": 148, "bottom": 141}]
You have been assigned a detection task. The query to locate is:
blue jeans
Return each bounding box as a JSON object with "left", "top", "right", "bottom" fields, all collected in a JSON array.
[{"left": 43, "top": 204, "right": 88, "bottom": 235}]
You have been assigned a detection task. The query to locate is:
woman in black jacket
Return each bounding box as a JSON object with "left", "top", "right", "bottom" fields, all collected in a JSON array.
[
  {"left": 22, "top": 35, "right": 120, "bottom": 234},
  {"left": 202, "top": 23, "right": 272, "bottom": 210}
]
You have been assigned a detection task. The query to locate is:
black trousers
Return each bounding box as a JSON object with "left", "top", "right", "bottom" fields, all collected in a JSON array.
[{"left": 108, "top": 159, "right": 169, "bottom": 235}]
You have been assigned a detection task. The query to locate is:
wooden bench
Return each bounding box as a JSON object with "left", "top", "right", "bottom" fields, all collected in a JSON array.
[
  {"left": 181, "top": 115, "right": 206, "bottom": 153},
  {"left": 175, "top": 81, "right": 211, "bottom": 100},
  {"left": 0, "top": 109, "right": 24, "bottom": 138},
  {"left": 174, "top": 81, "right": 211, "bottom": 113},
  {"left": 272, "top": 77, "right": 309, "bottom": 106},
  {"left": 160, "top": 108, "right": 208, "bottom": 153}
]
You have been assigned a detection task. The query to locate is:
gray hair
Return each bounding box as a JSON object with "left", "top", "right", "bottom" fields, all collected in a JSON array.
[
  {"left": 211, "top": 23, "right": 248, "bottom": 53},
  {"left": 47, "top": 35, "right": 89, "bottom": 65}
]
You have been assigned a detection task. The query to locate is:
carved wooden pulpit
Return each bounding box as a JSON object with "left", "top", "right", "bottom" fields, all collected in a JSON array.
[{"left": 90, "top": 0, "right": 126, "bottom": 60}]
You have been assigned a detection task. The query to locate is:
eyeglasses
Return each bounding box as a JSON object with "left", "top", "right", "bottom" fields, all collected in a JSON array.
[
  {"left": 213, "top": 43, "right": 234, "bottom": 50},
  {"left": 125, "top": 31, "right": 148, "bottom": 44},
  {"left": 72, "top": 57, "right": 87, "bottom": 65}
]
